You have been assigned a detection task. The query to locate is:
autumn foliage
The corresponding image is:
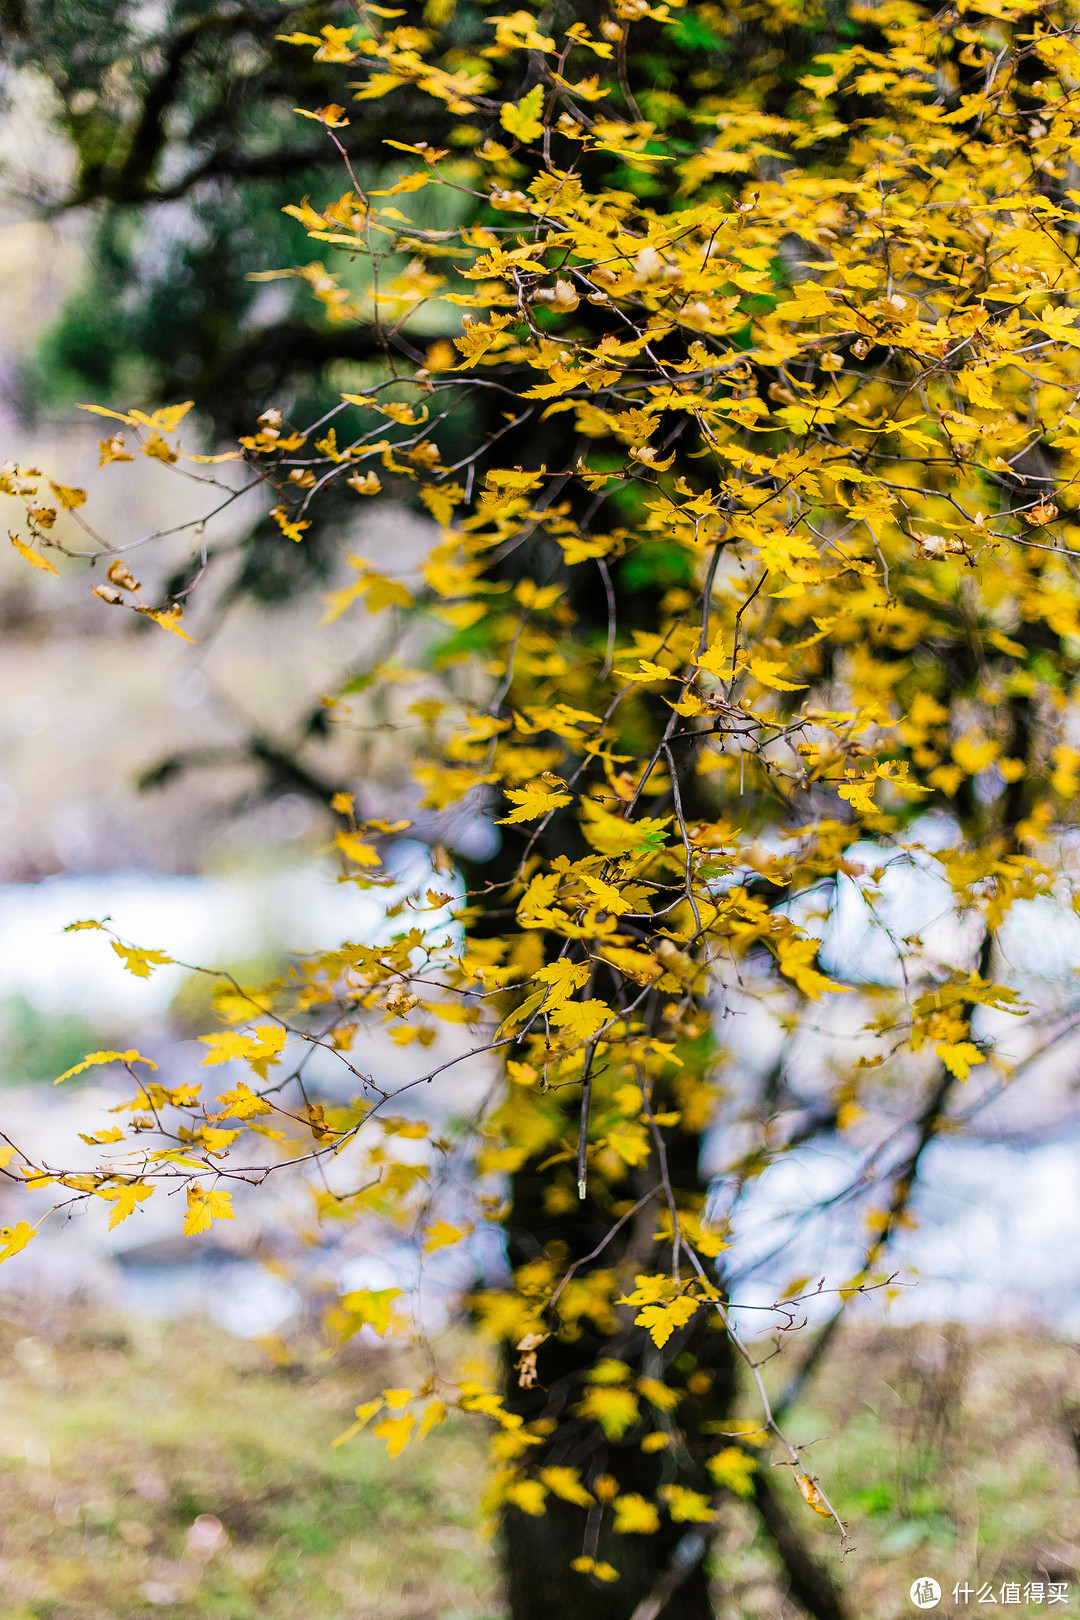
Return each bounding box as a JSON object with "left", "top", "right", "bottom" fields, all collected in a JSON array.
[{"left": 5, "top": 0, "right": 1080, "bottom": 1610}]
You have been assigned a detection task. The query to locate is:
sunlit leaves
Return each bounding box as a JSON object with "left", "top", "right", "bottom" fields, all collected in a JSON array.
[
  {"left": 574, "top": 1385, "right": 640, "bottom": 1440},
  {"left": 111, "top": 943, "right": 174, "bottom": 978},
  {"left": 612, "top": 1494, "right": 661, "bottom": 1534},
  {"left": 10, "top": 532, "right": 59, "bottom": 574},
  {"left": 707, "top": 1448, "right": 756, "bottom": 1497},
  {"left": 774, "top": 938, "right": 850, "bottom": 1001},
  {"left": 0, "top": 1222, "right": 34, "bottom": 1264},
  {"left": 540, "top": 1466, "right": 593, "bottom": 1507},
  {"left": 199, "top": 1026, "right": 287, "bottom": 1079},
  {"left": 373, "top": 1412, "right": 414, "bottom": 1458},
  {"left": 497, "top": 781, "right": 573, "bottom": 823},
  {"left": 54, "top": 1049, "right": 157, "bottom": 1086},
  {"left": 210, "top": 1082, "right": 273, "bottom": 1121},
  {"left": 660, "top": 1484, "right": 714, "bottom": 1523},
  {"left": 323, "top": 557, "right": 414, "bottom": 623},
  {"left": 96, "top": 1183, "right": 154, "bottom": 1230},
  {"left": 330, "top": 1286, "right": 403, "bottom": 1337},
  {"left": 422, "top": 1221, "right": 472, "bottom": 1252},
  {"left": 183, "top": 1185, "right": 236, "bottom": 1236},
  {"left": 934, "top": 1040, "right": 985, "bottom": 1081},
  {"left": 500, "top": 85, "right": 545, "bottom": 143},
  {"left": 797, "top": 1473, "right": 833, "bottom": 1518},
  {"left": 25, "top": 0, "right": 1080, "bottom": 1565}
]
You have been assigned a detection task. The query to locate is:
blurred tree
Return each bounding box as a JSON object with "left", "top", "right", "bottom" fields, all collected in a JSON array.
[
  {"left": 6, "top": 4, "right": 1080, "bottom": 1620},
  {"left": 4, "top": 0, "right": 873, "bottom": 597}
]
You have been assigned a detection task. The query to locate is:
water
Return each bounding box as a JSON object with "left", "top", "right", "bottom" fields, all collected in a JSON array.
[{"left": 1, "top": 860, "right": 1078, "bottom": 1339}]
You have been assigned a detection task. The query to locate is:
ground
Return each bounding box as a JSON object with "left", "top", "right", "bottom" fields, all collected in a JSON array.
[
  {"left": 0, "top": 1306, "right": 497, "bottom": 1620},
  {"left": 0, "top": 1303, "right": 1075, "bottom": 1618}
]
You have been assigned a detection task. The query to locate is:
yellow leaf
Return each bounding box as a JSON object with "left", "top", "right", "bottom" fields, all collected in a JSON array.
[
  {"left": 211, "top": 1082, "right": 273, "bottom": 1121},
  {"left": 136, "top": 401, "right": 194, "bottom": 432},
  {"left": 633, "top": 1296, "right": 701, "bottom": 1349},
  {"left": 566, "top": 21, "right": 613, "bottom": 56},
  {"left": 773, "top": 282, "right": 834, "bottom": 320},
  {"left": 423, "top": 1221, "right": 472, "bottom": 1252},
  {"left": 294, "top": 103, "right": 350, "bottom": 127},
  {"left": 55, "top": 1049, "right": 157, "bottom": 1085},
  {"left": 96, "top": 1183, "right": 154, "bottom": 1230},
  {"left": 138, "top": 604, "right": 195, "bottom": 640},
  {"left": 597, "top": 946, "right": 662, "bottom": 986},
  {"left": 638, "top": 1374, "right": 682, "bottom": 1411},
  {"left": 934, "top": 1040, "right": 984, "bottom": 1081},
  {"left": 707, "top": 1447, "right": 756, "bottom": 1497},
  {"left": 373, "top": 1412, "right": 414, "bottom": 1458},
  {"left": 574, "top": 1385, "right": 640, "bottom": 1440},
  {"left": 417, "top": 1398, "right": 447, "bottom": 1439},
  {"left": 77, "top": 402, "right": 136, "bottom": 425},
  {"left": 613, "top": 659, "right": 674, "bottom": 684},
  {"left": 953, "top": 735, "right": 1000, "bottom": 776},
  {"left": 797, "top": 1473, "right": 832, "bottom": 1517},
  {"left": 370, "top": 171, "right": 431, "bottom": 196},
  {"left": 111, "top": 942, "right": 174, "bottom": 978},
  {"left": 142, "top": 430, "right": 178, "bottom": 464},
  {"left": 603, "top": 1120, "right": 651, "bottom": 1166},
  {"left": 183, "top": 1184, "right": 236, "bottom": 1236},
  {"left": 549, "top": 998, "right": 613, "bottom": 1042},
  {"left": 505, "top": 1478, "right": 548, "bottom": 1515},
  {"left": 571, "top": 1556, "right": 619, "bottom": 1581},
  {"left": 366, "top": 573, "right": 414, "bottom": 613},
  {"left": 331, "top": 1397, "right": 384, "bottom": 1448},
  {"left": 98, "top": 435, "right": 134, "bottom": 464},
  {"left": 199, "top": 1025, "right": 287, "bottom": 1079},
  {"left": 197, "top": 1126, "right": 241, "bottom": 1152},
  {"left": 336, "top": 1286, "right": 403, "bottom": 1336},
  {"left": 9, "top": 532, "right": 59, "bottom": 576},
  {"left": 334, "top": 830, "right": 381, "bottom": 866},
  {"left": 497, "top": 781, "right": 573, "bottom": 824},
  {"left": 613, "top": 1493, "right": 660, "bottom": 1534},
  {"left": 271, "top": 505, "right": 309, "bottom": 542},
  {"left": 775, "top": 937, "right": 848, "bottom": 1000},
  {"left": 741, "top": 656, "right": 807, "bottom": 691},
  {"left": 579, "top": 799, "right": 671, "bottom": 856},
  {"left": 453, "top": 311, "right": 512, "bottom": 366},
  {"left": 48, "top": 480, "right": 87, "bottom": 509},
  {"left": 0, "top": 1222, "right": 35, "bottom": 1263},
  {"left": 694, "top": 642, "right": 728, "bottom": 678},
  {"left": 500, "top": 84, "right": 545, "bottom": 143},
  {"left": 660, "top": 1484, "right": 714, "bottom": 1523},
  {"left": 540, "top": 1466, "right": 593, "bottom": 1507},
  {"left": 837, "top": 774, "right": 877, "bottom": 815}
]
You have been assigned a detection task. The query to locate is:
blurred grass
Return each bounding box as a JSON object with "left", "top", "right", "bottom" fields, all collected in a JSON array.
[
  {"left": 722, "top": 1322, "right": 1080, "bottom": 1617},
  {"left": 0, "top": 1307, "right": 1077, "bottom": 1618},
  {"left": 0, "top": 997, "right": 111, "bottom": 1088},
  {"left": 0, "top": 1308, "right": 496, "bottom": 1619}
]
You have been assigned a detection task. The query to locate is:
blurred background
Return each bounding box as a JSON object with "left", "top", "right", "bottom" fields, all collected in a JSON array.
[{"left": 2, "top": 14, "right": 1080, "bottom": 1619}]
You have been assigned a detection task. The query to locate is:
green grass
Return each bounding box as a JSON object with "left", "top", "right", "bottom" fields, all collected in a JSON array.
[
  {"left": 718, "top": 1322, "right": 1080, "bottom": 1617},
  {"left": 0, "top": 1308, "right": 1075, "bottom": 1618},
  {"left": 0, "top": 1310, "right": 496, "bottom": 1619}
]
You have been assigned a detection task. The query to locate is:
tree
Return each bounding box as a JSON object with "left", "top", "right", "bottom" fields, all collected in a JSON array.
[{"left": 4, "top": 0, "right": 1080, "bottom": 1616}]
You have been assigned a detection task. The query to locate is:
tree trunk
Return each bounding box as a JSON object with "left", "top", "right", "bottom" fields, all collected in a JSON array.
[
  {"left": 503, "top": 1497, "right": 714, "bottom": 1620},
  {"left": 499, "top": 1112, "right": 735, "bottom": 1619}
]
